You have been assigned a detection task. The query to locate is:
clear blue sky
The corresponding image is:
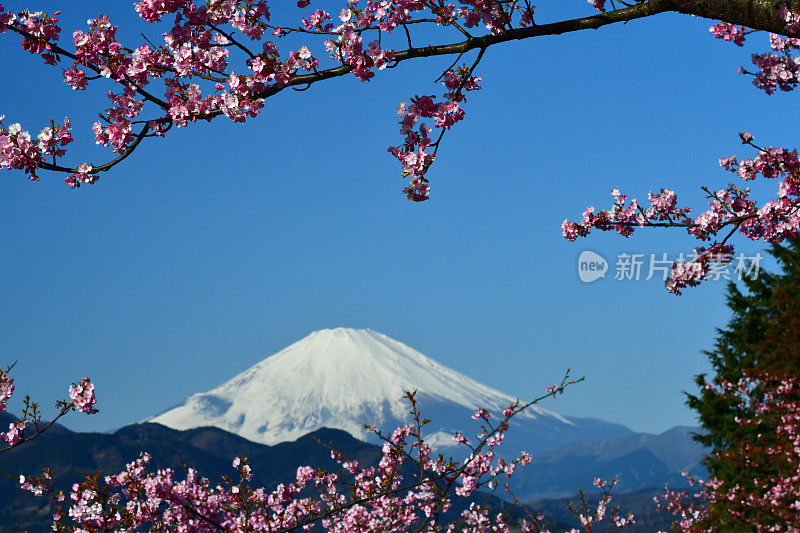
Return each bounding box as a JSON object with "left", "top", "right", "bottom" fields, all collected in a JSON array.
[{"left": 1, "top": 2, "right": 795, "bottom": 435}]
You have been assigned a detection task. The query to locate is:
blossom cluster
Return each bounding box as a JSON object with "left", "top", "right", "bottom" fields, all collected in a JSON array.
[
  {"left": 587, "top": 0, "right": 605, "bottom": 14},
  {"left": 735, "top": 7, "right": 800, "bottom": 95},
  {"left": 709, "top": 22, "right": 746, "bottom": 47},
  {"left": 14, "top": 373, "right": 635, "bottom": 531},
  {"left": 0, "top": 369, "right": 13, "bottom": 413},
  {"left": 0, "top": 116, "right": 70, "bottom": 181},
  {"left": 0, "top": 367, "right": 98, "bottom": 450},
  {"left": 0, "top": 0, "right": 550, "bottom": 197},
  {"left": 14, "top": 8, "right": 61, "bottom": 64},
  {"left": 0, "top": 369, "right": 26, "bottom": 446},
  {"left": 659, "top": 373, "right": 800, "bottom": 531},
  {"left": 563, "top": 131, "right": 800, "bottom": 293},
  {"left": 390, "top": 66, "right": 482, "bottom": 201},
  {"left": 68, "top": 377, "right": 98, "bottom": 414},
  {"left": 566, "top": 476, "right": 635, "bottom": 531},
  {"left": 560, "top": 10, "right": 800, "bottom": 294}
]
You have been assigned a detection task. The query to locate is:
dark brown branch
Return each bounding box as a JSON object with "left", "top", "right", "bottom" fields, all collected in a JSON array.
[
  {"left": 0, "top": 407, "right": 71, "bottom": 454},
  {"left": 92, "top": 124, "right": 150, "bottom": 173},
  {"left": 669, "top": 0, "right": 800, "bottom": 36},
  {"left": 598, "top": 212, "right": 757, "bottom": 229},
  {"left": 208, "top": 23, "right": 256, "bottom": 60},
  {"left": 191, "top": 0, "right": 677, "bottom": 121}
]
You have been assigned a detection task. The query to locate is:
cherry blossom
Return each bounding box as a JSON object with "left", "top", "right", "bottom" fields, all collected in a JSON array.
[
  {"left": 0, "top": 1, "right": 796, "bottom": 262},
  {"left": 0, "top": 369, "right": 14, "bottom": 414},
  {"left": 15, "top": 372, "right": 633, "bottom": 532},
  {"left": 564, "top": 129, "right": 800, "bottom": 292},
  {"left": 0, "top": 368, "right": 99, "bottom": 453},
  {"left": 660, "top": 373, "right": 800, "bottom": 531},
  {"left": 69, "top": 377, "right": 98, "bottom": 414}
]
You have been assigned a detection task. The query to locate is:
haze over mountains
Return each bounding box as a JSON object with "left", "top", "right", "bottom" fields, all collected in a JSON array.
[{"left": 148, "top": 328, "right": 633, "bottom": 455}]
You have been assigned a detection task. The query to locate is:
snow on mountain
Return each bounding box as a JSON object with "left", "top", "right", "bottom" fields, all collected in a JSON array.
[{"left": 148, "top": 328, "right": 632, "bottom": 454}]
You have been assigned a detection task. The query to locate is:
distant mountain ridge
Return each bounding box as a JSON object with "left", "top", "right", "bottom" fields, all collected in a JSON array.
[
  {"left": 510, "top": 426, "right": 708, "bottom": 500},
  {"left": 0, "top": 415, "right": 705, "bottom": 531},
  {"left": 148, "top": 328, "right": 633, "bottom": 455}
]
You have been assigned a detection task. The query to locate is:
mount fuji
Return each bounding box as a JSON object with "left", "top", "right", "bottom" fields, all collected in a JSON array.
[{"left": 148, "top": 328, "right": 633, "bottom": 455}]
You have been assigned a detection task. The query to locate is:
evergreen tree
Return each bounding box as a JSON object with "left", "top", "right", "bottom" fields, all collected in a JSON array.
[
  {"left": 757, "top": 243, "right": 800, "bottom": 375},
  {"left": 687, "top": 239, "right": 800, "bottom": 485}
]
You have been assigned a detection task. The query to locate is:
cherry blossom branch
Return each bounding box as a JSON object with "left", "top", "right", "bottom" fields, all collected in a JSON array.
[
  {"left": 563, "top": 128, "right": 800, "bottom": 293},
  {"left": 659, "top": 373, "right": 800, "bottom": 530},
  {"left": 15, "top": 371, "right": 592, "bottom": 531},
  {"left": 370, "top": 370, "right": 584, "bottom": 507},
  {"left": 0, "top": 366, "right": 98, "bottom": 454},
  {"left": 4, "top": 2, "right": 800, "bottom": 281},
  {"left": 88, "top": 123, "right": 150, "bottom": 173},
  {"left": 208, "top": 22, "right": 256, "bottom": 60},
  {"left": 4, "top": 0, "right": 794, "bottom": 191},
  {"left": 6, "top": 24, "right": 171, "bottom": 110}
]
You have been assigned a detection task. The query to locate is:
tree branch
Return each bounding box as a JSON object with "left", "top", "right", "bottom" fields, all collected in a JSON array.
[
  {"left": 669, "top": 0, "right": 800, "bottom": 35},
  {"left": 8, "top": 0, "right": 800, "bottom": 179}
]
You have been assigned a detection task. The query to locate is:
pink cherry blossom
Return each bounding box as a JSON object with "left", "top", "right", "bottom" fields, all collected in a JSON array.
[
  {"left": 69, "top": 377, "right": 98, "bottom": 414},
  {"left": 660, "top": 373, "right": 800, "bottom": 531}
]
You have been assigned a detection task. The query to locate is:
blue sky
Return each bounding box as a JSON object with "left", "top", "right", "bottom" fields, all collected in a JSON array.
[{"left": 1, "top": 2, "right": 795, "bottom": 435}]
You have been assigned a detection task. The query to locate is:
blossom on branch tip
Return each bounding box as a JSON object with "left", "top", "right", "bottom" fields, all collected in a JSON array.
[
  {"left": 0, "top": 371, "right": 13, "bottom": 414},
  {"left": 665, "top": 245, "right": 734, "bottom": 294},
  {"left": 472, "top": 408, "right": 490, "bottom": 420},
  {"left": 1, "top": 420, "right": 27, "bottom": 446},
  {"left": 69, "top": 377, "right": 98, "bottom": 414}
]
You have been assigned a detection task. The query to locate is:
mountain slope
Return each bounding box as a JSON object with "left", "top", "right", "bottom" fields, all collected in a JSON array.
[{"left": 148, "top": 328, "right": 632, "bottom": 454}]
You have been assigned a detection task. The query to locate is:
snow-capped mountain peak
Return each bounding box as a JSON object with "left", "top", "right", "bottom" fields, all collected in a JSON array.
[{"left": 148, "top": 328, "right": 630, "bottom": 452}]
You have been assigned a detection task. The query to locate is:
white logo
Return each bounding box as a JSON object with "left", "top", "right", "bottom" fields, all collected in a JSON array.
[{"left": 578, "top": 251, "right": 608, "bottom": 283}]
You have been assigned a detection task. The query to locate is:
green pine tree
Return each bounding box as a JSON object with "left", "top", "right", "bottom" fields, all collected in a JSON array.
[{"left": 686, "top": 239, "right": 800, "bottom": 485}]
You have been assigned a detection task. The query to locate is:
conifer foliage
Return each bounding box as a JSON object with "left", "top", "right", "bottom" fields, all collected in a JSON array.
[{"left": 673, "top": 239, "right": 800, "bottom": 528}]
